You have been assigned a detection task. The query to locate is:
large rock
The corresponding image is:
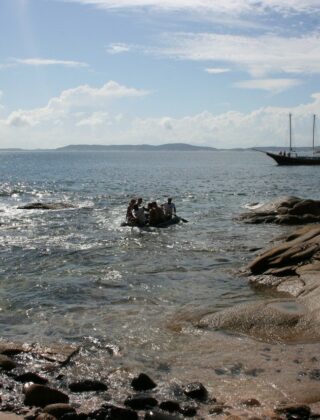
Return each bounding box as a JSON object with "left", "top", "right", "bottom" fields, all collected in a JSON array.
[
  {"left": 238, "top": 196, "right": 320, "bottom": 225},
  {"left": 198, "top": 225, "right": 320, "bottom": 343},
  {"left": 18, "top": 202, "right": 74, "bottom": 210},
  {"left": 24, "top": 384, "right": 69, "bottom": 407}
]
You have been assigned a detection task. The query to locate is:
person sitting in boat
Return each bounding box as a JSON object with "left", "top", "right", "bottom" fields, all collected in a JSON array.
[
  {"left": 149, "top": 201, "right": 165, "bottom": 226},
  {"left": 137, "top": 197, "right": 147, "bottom": 212},
  {"left": 126, "top": 199, "right": 136, "bottom": 223},
  {"left": 163, "top": 198, "right": 176, "bottom": 220},
  {"left": 132, "top": 203, "right": 146, "bottom": 226}
]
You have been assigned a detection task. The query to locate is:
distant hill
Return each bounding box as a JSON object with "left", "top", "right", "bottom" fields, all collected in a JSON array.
[{"left": 56, "top": 143, "right": 217, "bottom": 152}]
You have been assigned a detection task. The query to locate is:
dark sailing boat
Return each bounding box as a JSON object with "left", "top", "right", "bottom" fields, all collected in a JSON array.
[{"left": 266, "top": 114, "right": 320, "bottom": 165}]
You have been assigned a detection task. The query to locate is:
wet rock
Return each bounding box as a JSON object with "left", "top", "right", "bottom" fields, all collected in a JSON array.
[
  {"left": 182, "top": 382, "right": 208, "bottom": 401},
  {"left": 131, "top": 373, "right": 157, "bottom": 391},
  {"left": 209, "top": 405, "right": 225, "bottom": 415},
  {"left": 0, "top": 341, "right": 28, "bottom": 355},
  {"left": 24, "top": 384, "right": 69, "bottom": 407},
  {"left": 144, "top": 411, "right": 182, "bottom": 420},
  {"left": 15, "top": 372, "right": 48, "bottom": 385},
  {"left": 18, "top": 202, "right": 75, "bottom": 210},
  {"left": 0, "top": 354, "right": 17, "bottom": 371},
  {"left": 241, "top": 398, "right": 261, "bottom": 407},
  {"left": 238, "top": 196, "right": 320, "bottom": 225},
  {"left": 68, "top": 379, "right": 107, "bottom": 392},
  {"left": 274, "top": 404, "right": 311, "bottom": 419},
  {"left": 178, "top": 401, "right": 198, "bottom": 417},
  {"left": 100, "top": 405, "right": 139, "bottom": 420},
  {"left": 43, "top": 404, "right": 76, "bottom": 418},
  {"left": 35, "top": 414, "right": 57, "bottom": 420},
  {"left": 159, "top": 401, "right": 180, "bottom": 413},
  {"left": 124, "top": 394, "right": 158, "bottom": 410},
  {"left": 61, "top": 414, "right": 87, "bottom": 420},
  {"left": 309, "top": 369, "right": 320, "bottom": 380},
  {"left": 248, "top": 226, "right": 320, "bottom": 275},
  {"left": 29, "top": 342, "right": 79, "bottom": 365}
]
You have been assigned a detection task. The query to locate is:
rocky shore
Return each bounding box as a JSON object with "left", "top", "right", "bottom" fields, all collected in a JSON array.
[{"left": 2, "top": 196, "right": 320, "bottom": 419}]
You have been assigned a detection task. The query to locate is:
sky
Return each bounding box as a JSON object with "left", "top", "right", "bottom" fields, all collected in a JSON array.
[{"left": 1, "top": 0, "right": 320, "bottom": 149}]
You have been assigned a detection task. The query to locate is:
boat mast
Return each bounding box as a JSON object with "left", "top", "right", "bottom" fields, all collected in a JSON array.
[
  {"left": 312, "top": 114, "right": 316, "bottom": 154},
  {"left": 289, "top": 113, "right": 292, "bottom": 151}
]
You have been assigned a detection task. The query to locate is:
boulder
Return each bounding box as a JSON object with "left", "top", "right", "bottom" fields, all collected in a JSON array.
[
  {"left": 24, "top": 384, "right": 69, "bottom": 407},
  {"left": 238, "top": 196, "right": 320, "bottom": 225}
]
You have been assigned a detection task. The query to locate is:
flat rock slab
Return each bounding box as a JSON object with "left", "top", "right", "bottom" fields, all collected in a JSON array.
[
  {"left": 18, "top": 202, "right": 74, "bottom": 210},
  {"left": 30, "top": 342, "right": 79, "bottom": 364},
  {"left": 0, "top": 340, "right": 79, "bottom": 364}
]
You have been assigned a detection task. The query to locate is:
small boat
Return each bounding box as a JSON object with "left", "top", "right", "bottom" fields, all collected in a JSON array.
[
  {"left": 121, "top": 215, "right": 182, "bottom": 228},
  {"left": 266, "top": 114, "right": 320, "bottom": 165}
]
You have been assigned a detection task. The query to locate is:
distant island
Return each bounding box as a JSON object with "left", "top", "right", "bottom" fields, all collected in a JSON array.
[{"left": 56, "top": 143, "right": 217, "bottom": 152}]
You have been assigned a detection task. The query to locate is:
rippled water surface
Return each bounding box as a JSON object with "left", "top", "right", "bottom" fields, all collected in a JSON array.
[{"left": 1, "top": 150, "right": 320, "bottom": 384}]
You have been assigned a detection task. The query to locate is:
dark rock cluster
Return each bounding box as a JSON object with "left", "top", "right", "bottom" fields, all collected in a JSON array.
[
  {"left": 0, "top": 340, "right": 226, "bottom": 419},
  {"left": 238, "top": 196, "right": 320, "bottom": 225}
]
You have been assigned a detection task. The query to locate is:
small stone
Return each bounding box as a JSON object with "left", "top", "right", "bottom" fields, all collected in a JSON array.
[
  {"left": 183, "top": 382, "right": 208, "bottom": 401},
  {"left": 159, "top": 401, "right": 180, "bottom": 413},
  {"left": 15, "top": 372, "right": 48, "bottom": 384},
  {"left": 0, "top": 354, "right": 16, "bottom": 371},
  {"left": 209, "top": 405, "right": 225, "bottom": 415},
  {"left": 275, "top": 404, "right": 311, "bottom": 419},
  {"left": 36, "top": 415, "right": 57, "bottom": 420},
  {"left": 241, "top": 398, "right": 261, "bottom": 407},
  {"left": 68, "top": 379, "right": 107, "bottom": 392},
  {"left": 24, "top": 384, "right": 69, "bottom": 407},
  {"left": 131, "top": 373, "right": 157, "bottom": 391},
  {"left": 43, "top": 403, "right": 76, "bottom": 418},
  {"left": 179, "top": 401, "right": 198, "bottom": 417},
  {"left": 144, "top": 411, "right": 182, "bottom": 420},
  {"left": 124, "top": 394, "right": 158, "bottom": 410}
]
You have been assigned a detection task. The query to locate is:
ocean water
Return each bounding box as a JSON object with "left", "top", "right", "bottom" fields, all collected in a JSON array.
[{"left": 1, "top": 150, "right": 320, "bottom": 400}]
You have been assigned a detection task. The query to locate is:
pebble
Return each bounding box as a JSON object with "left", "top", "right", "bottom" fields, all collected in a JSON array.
[
  {"left": 68, "top": 379, "right": 108, "bottom": 392},
  {"left": 182, "top": 382, "right": 208, "bottom": 401},
  {"left": 131, "top": 373, "right": 157, "bottom": 391},
  {"left": 43, "top": 403, "right": 76, "bottom": 418},
  {"left": 15, "top": 372, "right": 48, "bottom": 385},
  {"left": 124, "top": 394, "right": 158, "bottom": 410}
]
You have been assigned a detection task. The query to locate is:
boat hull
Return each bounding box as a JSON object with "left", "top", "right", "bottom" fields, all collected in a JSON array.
[
  {"left": 121, "top": 215, "right": 181, "bottom": 228},
  {"left": 266, "top": 152, "right": 320, "bottom": 166}
]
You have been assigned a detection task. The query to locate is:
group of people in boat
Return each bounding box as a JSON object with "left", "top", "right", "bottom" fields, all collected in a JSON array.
[{"left": 126, "top": 197, "right": 176, "bottom": 226}]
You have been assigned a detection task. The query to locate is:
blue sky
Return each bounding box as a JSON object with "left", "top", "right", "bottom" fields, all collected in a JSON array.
[{"left": 1, "top": 0, "right": 320, "bottom": 148}]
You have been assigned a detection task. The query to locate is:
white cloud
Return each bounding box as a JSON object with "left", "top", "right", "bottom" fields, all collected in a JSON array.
[
  {"left": 77, "top": 112, "right": 110, "bottom": 126},
  {"left": 234, "top": 78, "right": 303, "bottom": 93},
  {"left": 64, "top": 0, "right": 320, "bottom": 15},
  {"left": 1, "top": 87, "right": 320, "bottom": 149},
  {"left": 106, "top": 43, "right": 131, "bottom": 54},
  {"left": 205, "top": 68, "right": 230, "bottom": 74},
  {"left": 11, "top": 58, "right": 89, "bottom": 68},
  {"left": 3, "top": 81, "right": 150, "bottom": 128},
  {"left": 155, "top": 32, "right": 320, "bottom": 77}
]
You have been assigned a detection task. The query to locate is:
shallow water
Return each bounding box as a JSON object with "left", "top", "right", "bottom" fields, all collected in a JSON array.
[{"left": 1, "top": 149, "right": 320, "bottom": 405}]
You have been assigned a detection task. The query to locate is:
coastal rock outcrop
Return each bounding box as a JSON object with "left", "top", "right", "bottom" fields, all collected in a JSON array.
[
  {"left": 198, "top": 225, "right": 320, "bottom": 343},
  {"left": 238, "top": 196, "right": 320, "bottom": 224}
]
